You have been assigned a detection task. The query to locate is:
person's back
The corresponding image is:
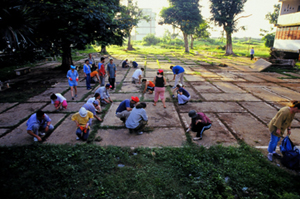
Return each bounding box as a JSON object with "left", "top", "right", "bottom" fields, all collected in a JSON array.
[
  {"left": 116, "top": 99, "right": 131, "bottom": 113},
  {"left": 125, "top": 107, "right": 148, "bottom": 129},
  {"left": 155, "top": 75, "right": 164, "bottom": 87}
]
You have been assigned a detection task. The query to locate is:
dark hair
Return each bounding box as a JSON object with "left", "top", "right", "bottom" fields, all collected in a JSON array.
[
  {"left": 136, "top": 102, "right": 147, "bottom": 109},
  {"left": 170, "top": 66, "right": 173, "bottom": 69},
  {"left": 36, "top": 110, "right": 44, "bottom": 118},
  {"left": 85, "top": 59, "right": 89, "bottom": 63},
  {"left": 142, "top": 79, "right": 147, "bottom": 82},
  {"left": 101, "top": 57, "right": 105, "bottom": 61},
  {"left": 141, "top": 68, "right": 144, "bottom": 71},
  {"left": 94, "top": 93, "right": 100, "bottom": 98},
  {"left": 157, "top": 71, "right": 164, "bottom": 75},
  {"left": 290, "top": 100, "right": 300, "bottom": 109},
  {"left": 50, "top": 93, "right": 57, "bottom": 100},
  {"left": 176, "top": 84, "right": 182, "bottom": 88}
]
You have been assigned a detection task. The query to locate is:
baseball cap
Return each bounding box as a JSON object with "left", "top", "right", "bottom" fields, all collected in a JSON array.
[
  {"left": 105, "top": 83, "right": 112, "bottom": 88},
  {"left": 188, "top": 110, "right": 197, "bottom": 118},
  {"left": 178, "top": 83, "right": 183, "bottom": 87},
  {"left": 158, "top": 69, "right": 163, "bottom": 73},
  {"left": 131, "top": 96, "right": 140, "bottom": 103},
  {"left": 79, "top": 107, "right": 87, "bottom": 117},
  {"left": 93, "top": 100, "right": 99, "bottom": 105},
  {"left": 70, "top": 65, "right": 76, "bottom": 69}
]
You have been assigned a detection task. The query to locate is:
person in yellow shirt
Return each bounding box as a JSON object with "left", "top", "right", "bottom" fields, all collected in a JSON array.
[
  {"left": 267, "top": 100, "right": 300, "bottom": 161},
  {"left": 71, "top": 107, "right": 94, "bottom": 141}
]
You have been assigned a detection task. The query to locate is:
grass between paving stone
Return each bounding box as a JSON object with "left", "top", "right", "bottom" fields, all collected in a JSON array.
[
  {"left": 1, "top": 144, "right": 300, "bottom": 198},
  {"left": 43, "top": 113, "right": 71, "bottom": 142}
]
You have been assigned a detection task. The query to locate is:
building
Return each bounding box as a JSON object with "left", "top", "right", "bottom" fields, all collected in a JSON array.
[
  {"left": 273, "top": 0, "right": 300, "bottom": 58},
  {"left": 132, "top": 8, "right": 156, "bottom": 41}
]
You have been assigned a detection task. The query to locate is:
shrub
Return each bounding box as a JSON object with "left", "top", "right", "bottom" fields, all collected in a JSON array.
[{"left": 143, "top": 34, "right": 161, "bottom": 45}]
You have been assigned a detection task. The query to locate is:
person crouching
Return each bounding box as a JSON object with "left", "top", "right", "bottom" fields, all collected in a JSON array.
[
  {"left": 188, "top": 110, "right": 212, "bottom": 141},
  {"left": 125, "top": 102, "right": 148, "bottom": 135},
  {"left": 71, "top": 107, "right": 94, "bottom": 141}
]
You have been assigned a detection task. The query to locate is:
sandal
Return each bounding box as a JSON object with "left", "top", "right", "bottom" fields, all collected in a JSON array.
[{"left": 153, "top": 103, "right": 156, "bottom": 106}]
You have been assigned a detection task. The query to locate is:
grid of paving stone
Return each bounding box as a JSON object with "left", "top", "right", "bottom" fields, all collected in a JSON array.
[{"left": 1, "top": 53, "right": 300, "bottom": 150}]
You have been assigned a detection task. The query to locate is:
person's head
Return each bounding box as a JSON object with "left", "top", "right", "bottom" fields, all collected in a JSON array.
[
  {"left": 94, "top": 93, "right": 100, "bottom": 99},
  {"left": 136, "top": 102, "right": 147, "bottom": 109},
  {"left": 252, "top": 47, "right": 254, "bottom": 49},
  {"left": 101, "top": 57, "right": 105, "bottom": 63},
  {"left": 188, "top": 110, "right": 198, "bottom": 119},
  {"left": 85, "top": 59, "right": 89, "bottom": 64},
  {"left": 89, "top": 54, "right": 92, "bottom": 58},
  {"left": 176, "top": 83, "right": 183, "bottom": 88},
  {"left": 105, "top": 84, "right": 111, "bottom": 89},
  {"left": 92, "top": 100, "right": 99, "bottom": 107},
  {"left": 79, "top": 107, "right": 87, "bottom": 118},
  {"left": 289, "top": 100, "right": 300, "bottom": 113},
  {"left": 130, "top": 96, "right": 139, "bottom": 104},
  {"left": 141, "top": 68, "right": 144, "bottom": 71},
  {"left": 110, "top": 58, "right": 113, "bottom": 63},
  {"left": 50, "top": 93, "right": 57, "bottom": 100},
  {"left": 36, "top": 110, "right": 45, "bottom": 120},
  {"left": 125, "top": 59, "right": 128, "bottom": 62},
  {"left": 70, "top": 65, "right": 76, "bottom": 70},
  {"left": 142, "top": 79, "right": 147, "bottom": 84},
  {"left": 170, "top": 66, "right": 174, "bottom": 70},
  {"left": 157, "top": 69, "right": 164, "bottom": 75}
]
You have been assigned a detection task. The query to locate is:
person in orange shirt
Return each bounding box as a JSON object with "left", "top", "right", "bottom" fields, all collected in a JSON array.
[
  {"left": 90, "top": 70, "right": 101, "bottom": 84},
  {"left": 142, "top": 79, "right": 155, "bottom": 94}
]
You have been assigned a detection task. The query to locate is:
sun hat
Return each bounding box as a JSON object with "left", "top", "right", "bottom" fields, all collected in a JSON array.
[
  {"left": 70, "top": 65, "right": 76, "bottom": 69},
  {"left": 131, "top": 96, "right": 140, "bottom": 103},
  {"left": 93, "top": 100, "right": 99, "bottom": 106},
  {"left": 79, "top": 107, "right": 87, "bottom": 117},
  {"left": 188, "top": 110, "right": 198, "bottom": 118},
  {"left": 109, "top": 57, "right": 113, "bottom": 60},
  {"left": 178, "top": 83, "right": 183, "bottom": 87}
]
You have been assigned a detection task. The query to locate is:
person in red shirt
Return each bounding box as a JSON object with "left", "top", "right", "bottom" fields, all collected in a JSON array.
[
  {"left": 188, "top": 110, "right": 212, "bottom": 141},
  {"left": 98, "top": 57, "right": 106, "bottom": 86}
]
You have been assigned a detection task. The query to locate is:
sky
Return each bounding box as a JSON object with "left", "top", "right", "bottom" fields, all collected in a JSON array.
[{"left": 135, "top": 0, "right": 278, "bottom": 38}]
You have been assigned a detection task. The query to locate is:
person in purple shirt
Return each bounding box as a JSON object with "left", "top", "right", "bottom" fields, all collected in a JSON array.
[
  {"left": 188, "top": 110, "right": 212, "bottom": 141},
  {"left": 170, "top": 65, "right": 185, "bottom": 89},
  {"left": 82, "top": 101, "right": 102, "bottom": 122},
  {"left": 83, "top": 59, "right": 92, "bottom": 90},
  {"left": 26, "top": 110, "right": 54, "bottom": 142}
]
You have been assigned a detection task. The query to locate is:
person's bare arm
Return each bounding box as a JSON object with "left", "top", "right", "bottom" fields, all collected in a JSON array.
[
  {"left": 126, "top": 107, "right": 133, "bottom": 111},
  {"left": 143, "top": 82, "right": 148, "bottom": 93},
  {"left": 27, "top": 130, "right": 42, "bottom": 141},
  {"left": 94, "top": 115, "right": 102, "bottom": 122},
  {"left": 138, "top": 75, "right": 142, "bottom": 84},
  {"left": 163, "top": 77, "right": 167, "bottom": 85},
  {"left": 173, "top": 74, "right": 176, "bottom": 80}
]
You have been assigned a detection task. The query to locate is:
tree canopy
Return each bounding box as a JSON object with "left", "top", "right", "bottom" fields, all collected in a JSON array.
[{"left": 265, "top": 4, "right": 280, "bottom": 25}]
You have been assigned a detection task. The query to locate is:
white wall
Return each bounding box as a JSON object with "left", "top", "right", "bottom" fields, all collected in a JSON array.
[
  {"left": 280, "top": 0, "right": 300, "bottom": 15},
  {"left": 274, "top": 39, "right": 300, "bottom": 52}
]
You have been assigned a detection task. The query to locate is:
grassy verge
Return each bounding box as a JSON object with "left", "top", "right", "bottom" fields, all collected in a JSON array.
[{"left": 0, "top": 144, "right": 299, "bottom": 198}]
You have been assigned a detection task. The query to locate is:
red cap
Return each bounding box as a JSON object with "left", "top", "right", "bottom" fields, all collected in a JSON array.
[
  {"left": 131, "top": 96, "right": 140, "bottom": 103},
  {"left": 158, "top": 69, "right": 163, "bottom": 73}
]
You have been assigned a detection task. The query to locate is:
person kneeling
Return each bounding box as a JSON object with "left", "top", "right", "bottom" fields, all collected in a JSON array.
[
  {"left": 173, "top": 84, "right": 190, "bottom": 105},
  {"left": 125, "top": 102, "right": 148, "bottom": 135},
  {"left": 188, "top": 110, "right": 211, "bottom": 141},
  {"left": 72, "top": 107, "right": 94, "bottom": 141}
]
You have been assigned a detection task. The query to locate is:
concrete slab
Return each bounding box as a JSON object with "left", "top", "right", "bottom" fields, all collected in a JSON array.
[
  {"left": 0, "top": 103, "right": 47, "bottom": 127},
  {"left": 201, "top": 93, "right": 261, "bottom": 101},
  {"left": 266, "top": 86, "right": 300, "bottom": 101},
  {"left": 184, "top": 61, "right": 197, "bottom": 65},
  {"left": 242, "top": 87, "right": 289, "bottom": 102},
  {"left": 192, "top": 82, "right": 222, "bottom": 93},
  {"left": 109, "top": 93, "right": 143, "bottom": 101},
  {"left": 0, "top": 103, "right": 18, "bottom": 113},
  {"left": 218, "top": 113, "right": 270, "bottom": 146},
  {"left": 27, "top": 87, "right": 69, "bottom": 102},
  {"left": 147, "top": 103, "right": 181, "bottom": 127},
  {"left": 180, "top": 113, "right": 238, "bottom": 147},
  {"left": 178, "top": 102, "right": 246, "bottom": 113},
  {"left": 119, "top": 83, "right": 142, "bottom": 93},
  {"left": 0, "top": 128, "right": 10, "bottom": 137},
  {"left": 212, "top": 82, "right": 246, "bottom": 93},
  {"left": 101, "top": 103, "right": 125, "bottom": 127},
  {"left": 0, "top": 113, "right": 65, "bottom": 146},
  {"left": 184, "top": 74, "right": 205, "bottom": 81},
  {"left": 215, "top": 72, "right": 246, "bottom": 82},
  {"left": 95, "top": 127, "right": 186, "bottom": 147},
  {"left": 42, "top": 102, "right": 83, "bottom": 113},
  {"left": 289, "top": 128, "right": 300, "bottom": 145},
  {"left": 278, "top": 83, "right": 300, "bottom": 93},
  {"left": 249, "top": 58, "right": 272, "bottom": 71},
  {"left": 252, "top": 73, "right": 285, "bottom": 83},
  {"left": 233, "top": 73, "right": 266, "bottom": 82},
  {"left": 64, "top": 87, "right": 91, "bottom": 101},
  {"left": 193, "top": 70, "right": 220, "bottom": 78}
]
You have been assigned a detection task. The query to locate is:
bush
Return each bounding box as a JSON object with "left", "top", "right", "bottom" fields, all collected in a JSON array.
[
  {"left": 143, "top": 34, "right": 161, "bottom": 45},
  {"left": 262, "top": 33, "right": 275, "bottom": 47}
]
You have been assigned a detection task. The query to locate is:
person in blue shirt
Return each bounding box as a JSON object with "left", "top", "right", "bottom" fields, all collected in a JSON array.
[
  {"left": 125, "top": 102, "right": 148, "bottom": 135},
  {"left": 95, "top": 84, "right": 113, "bottom": 105},
  {"left": 83, "top": 59, "right": 92, "bottom": 90},
  {"left": 66, "top": 65, "right": 79, "bottom": 100},
  {"left": 116, "top": 96, "right": 139, "bottom": 122},
  {"left": 173, "top": 84, "right": 191, "bottom": 105},
  {"left": 107, "top": 58, "right": 117, "bottom": 90},
  {"left": 26, "top": 110, "right": 54, "bottom": 142},
  {"left": 250, "top": 47, "right": 254, "bottom": 60},
  {"left": 170, "top": 65, "right": 185, "bottom": 89}
]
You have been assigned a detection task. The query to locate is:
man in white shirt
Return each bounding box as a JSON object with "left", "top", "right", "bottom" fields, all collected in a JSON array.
[{"left": 132, "top": 68, "right": 144, "bottom": 84}]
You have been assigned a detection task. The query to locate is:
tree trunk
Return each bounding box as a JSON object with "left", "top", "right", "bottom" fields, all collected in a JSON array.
[
  {"left": 127, "top": 34, "right": 134, "bottom": 50},
  {"left": 225, "top": 31, "right": 234, "bottom": 55},
  {"left": 101, "top": 45, "right": 107, "bottom": 54},
  {"left": 183, "top": 32, "right": 189, "bottom": 53},
  {"left": 62, "top": 43, "right": 73, "bottom": 71},
  {"left": 190, "top": 35, "right": 194, "bottom": 49}
]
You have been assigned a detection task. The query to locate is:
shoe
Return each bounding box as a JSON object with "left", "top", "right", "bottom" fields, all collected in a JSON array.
[
  {"left": 268, "top": 153, "right": 273, "bottom": 162},
  {"left": 136, "top": 131, "right": 143, "bottom": 135},
  {"left": 72, "top": 97, "right": 74, "bottom": 100},
  {"left": 76, "top": 137, "right": 80, "bottom": 140},
  {"left": 193, "top": 136, "right": 202, "bottom": 141},
  {"left": 75, "top": 94, "right": 77, "bottom": 98},
  {"left": 33, "top": 137, "right": 38, "bottom": 142},
  {"left": 273, "top": 152, "right": 282, "bottom": 158},
  {"left": 39, "top": 132, "right": 45, "bottom": 136}
]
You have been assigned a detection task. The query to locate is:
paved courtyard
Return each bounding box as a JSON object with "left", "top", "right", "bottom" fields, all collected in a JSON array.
[{"left": 1, "top": 52, "right": 300, "bottom": 153}]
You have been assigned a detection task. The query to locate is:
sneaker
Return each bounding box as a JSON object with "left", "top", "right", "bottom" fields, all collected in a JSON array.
[
  {"left": 136, "top": 131, "right": 143, "bottom": 135},
  {"left": 33, "top": 137, "right": 38, "bottom": 142},
  {"left": 267, "top": 153, "right": 273, "bottom": 162},
  {"left": 75, "top": 94, "right": 77, "bottom": 98},
  {"left": 193, "top": 136, "right": 202, "bottom": 141},
  {"left": 39, "top": 132, "right": 46, "bottom": 136},
  {"left": 76, "top": 137, "right": 80, "bottom": 140}
]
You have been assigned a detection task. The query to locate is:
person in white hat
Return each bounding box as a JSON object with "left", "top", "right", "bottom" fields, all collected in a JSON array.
[{"left": 71, "top": 107, "right": 94, "bottom": 141}]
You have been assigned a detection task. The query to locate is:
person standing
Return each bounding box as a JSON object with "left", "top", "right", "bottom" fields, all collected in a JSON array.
[
  {"left": 83, "top": 59, "right": 92, "bottom": 90},
  {"left": 98, "top": 57, "right": 106, "bottom": 86},
  {"left": 95, "top": 84, "right": 113, "bottom": 105},
  {"left": 107, "top": 58, "right": 117, "bottom": 90},
  {"left": 116, "top": 96, "right": 139, "bottom": 122},
  {"left": 26, "top": 110, "right": 54, "bottom": 142},
  {"left": 142, "top": 79, "right": 155, "bottom": 94},
  {"left": 132, "top": 68, "right": 144, "bottom": 84},
  {"left": 170, "top": 65, "right": 185, "bottom": 89},
  {"left": 82, "top": 101, "right": 102, "bottom": 122},
  {"left": 153, "top": 69, "right": 167, "bottom": 108},
  {"left": 173, "top": 84, "right": 191, "bottom": 105},
  {"left": 267, "top": 100, "right": 300, "bottom": 161},
  {"left": 88, "top": 53, "right": 96, "bottom": 70},
  {"left": 66, "top": 65, "right": 79, "bottom": 100},
  {"left": 50, "top": 93, "right": 68, "bottom": 111},
  {"left": 188, "top": 110, "right": 212, "bottom": 141},
  {"left": 250, "top": 47, "right": 254, "bottom": 60},
  {"left": 71, "top": 107, "right": 94, "bottom": 141},
  {"left": 125, "top": 102, "right": 148, "bottom": 135}
]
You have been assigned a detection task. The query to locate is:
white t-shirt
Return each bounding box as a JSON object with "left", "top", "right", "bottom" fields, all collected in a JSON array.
[
  {"left": 87, "top": 97, "right": 95, "bottom": 104},
  {"left": 132, "top": 69, "right": 143, "bottom": 79},
  {"left": 51, "top": 93, "right": 66, "bottom": 104}
]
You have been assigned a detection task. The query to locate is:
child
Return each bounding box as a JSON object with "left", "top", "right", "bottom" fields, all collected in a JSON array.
[
  {"left": 50, "top": 93, "right": 67, "bottom": 110},
  {"left": 66, "top": 65, "right": 79, "bottom": 100},
  {"left": 83, "top": 60, "right": 92, "bottom": 90},
  {"left": 71, "top": 107, "right": 94, "bottom": 141}
]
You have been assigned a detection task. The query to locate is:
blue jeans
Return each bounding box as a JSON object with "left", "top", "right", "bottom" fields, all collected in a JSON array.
[
  {"left": 76, "top": 128, "right": 90, "bottom": 141},
  {"left": 86, "top": 74, "right": 91, "bottom": 89},
  {"left": 178, "top": 94, "right": 191, "bottom": 104},
  {"left": 100, "top": 76, "right": 105, "bottom": 86},
  {"left": 32, "top": 123, "right": 54, "bottom": 135},
  {"left": 268, "top": 132, "right": 281, "bottom": 153}
]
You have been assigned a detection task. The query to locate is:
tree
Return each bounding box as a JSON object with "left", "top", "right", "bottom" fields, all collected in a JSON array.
[
  {"left": 159, "top": 0, "right": 203, "bottom": 53},
  {"left": 143, "top": 34, "right": 160, "bottom": 45},
  {"left": 265, "top": 4, "right": 280, "bottom": 25},
  {"left": 120, "top": 3, "right": 150, "bottom": 50},
  {"left": 262, "top": 33, "right": 275, "bottom": 47},
  {"left": 190, "top": 20, "right": 210, "bottom": 49},
  {"left": 28, "top": 0, "right": 125, "bottom": 70},
  {"left": 209, "top": 0, "right": 248, "bottom": 55}
]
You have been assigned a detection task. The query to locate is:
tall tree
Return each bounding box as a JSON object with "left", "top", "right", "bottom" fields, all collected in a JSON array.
[
  {"left": 120, "top": 3, "right": 150, "bottom": 50},
  {"left": 159, "top": 0, "right": 202, "bottom": 53},
  {"left": 190, "top": 20, "right": 210, "bottom": 49},
  {"left": 209, "top": 0, "right": 248, "bottom": 55}
]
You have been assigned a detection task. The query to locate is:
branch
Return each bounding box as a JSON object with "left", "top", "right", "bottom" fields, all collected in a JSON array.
[{"left": 234, "top": 14, "right": 252, "bottom": 22}]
